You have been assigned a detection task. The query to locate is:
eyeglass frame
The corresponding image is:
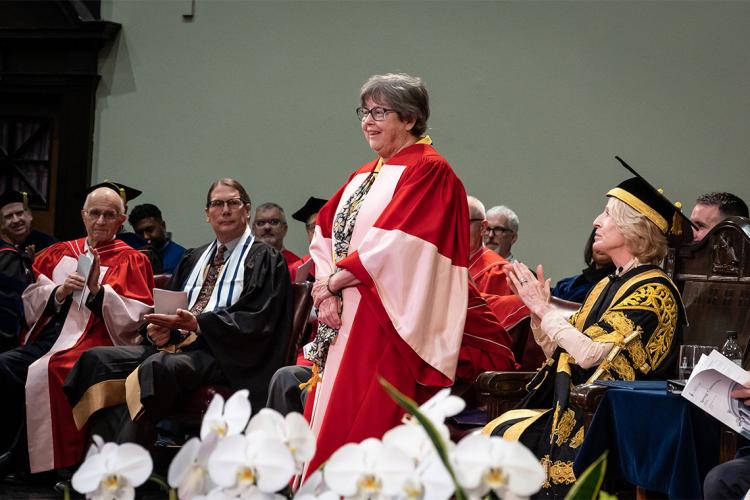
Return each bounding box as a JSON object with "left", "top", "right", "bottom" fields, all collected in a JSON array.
[
  {"left": 356, "top": 106, "right": 399, "bottom": 122},
  {"left": 206, "top": 198, "right": 248, "bottom": 210},
  {"left": 486, "top": 225, "right": 515, "bottom": 236},
  {"left": 82, "top": 208, "right": 123, "bottom": 222}
]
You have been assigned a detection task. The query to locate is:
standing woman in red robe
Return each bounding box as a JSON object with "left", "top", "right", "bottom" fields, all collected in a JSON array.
[{"left": 303, "top": 73, "right": 470, "bottom": 474}]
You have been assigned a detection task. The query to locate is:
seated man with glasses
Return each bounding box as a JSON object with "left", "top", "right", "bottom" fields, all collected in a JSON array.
[
  {"left": 484, "top": 205, "right": 520, "bottom": 263},
  {"left": 64, "top": 178, "right": 292, "bottom": 452},
  {"left": 254, "top": 202, "right": 299, "bottom": 268},
  {"left": 0, "top": 185, "right": 154, "bottom": 476}
]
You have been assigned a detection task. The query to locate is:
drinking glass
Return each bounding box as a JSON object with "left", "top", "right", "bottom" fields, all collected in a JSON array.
[{"left": 678, "top": 345, "right": 718, "bottom": 379}]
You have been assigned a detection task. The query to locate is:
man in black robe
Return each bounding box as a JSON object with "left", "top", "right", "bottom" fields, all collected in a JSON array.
[
  {"left": 0, "top": 241, "right": 29, "bottom": 352},
  {"left": 0, "top": 190, "right": 57, "bottom": 261},
  {"left": 64, "top": 178, "right": 292, "bottom": 443}
]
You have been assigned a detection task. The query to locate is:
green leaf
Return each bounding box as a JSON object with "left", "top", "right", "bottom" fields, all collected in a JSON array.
[
  {"left": 148, "top": 473, "right": 170, "bottom": 492},
  {"left": 379, "top": 377, "right": 468, "bottom": 500},
  {"left": 564, "top": 451, "right": 608, "bottom": 500}
]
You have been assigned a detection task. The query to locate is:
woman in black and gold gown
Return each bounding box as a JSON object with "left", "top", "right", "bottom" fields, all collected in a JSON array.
[{"left": 484, "top": 159, "right": 688, "bottom": 498}]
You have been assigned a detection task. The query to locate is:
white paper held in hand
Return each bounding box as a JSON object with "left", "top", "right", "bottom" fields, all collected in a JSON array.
[
  {"left": 73, "top": 252, "right": 94, "bottom": 310},
  {"left": 153, "top": 289, "right": 188, "bottom": 314}
]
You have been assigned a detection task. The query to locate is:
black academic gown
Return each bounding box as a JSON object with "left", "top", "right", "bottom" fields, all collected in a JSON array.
[
  {"left": 64, "top": 240, "right": 292, "bottom": 428},
  {"left": 0, "top": 242, "right": 30, "bottom": 352},
  {"left": 487, "top": 265, "right": 685, "bottom": 499}
]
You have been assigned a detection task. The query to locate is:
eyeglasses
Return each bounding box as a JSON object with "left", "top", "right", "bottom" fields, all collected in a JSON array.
[
  {"left": 486, "top": 225, "right": 514, "bottom": 236},
  {"left": 356, "top": 106, "right": 397, "bottom": 122},
  {"left": 84, "top": 209, "right": 121, "bottom": 221},
  {"left": 208, "top": 198, "right": 246, "bottom": 210},
  {"left": 254, "top": 218, "right": 282, "bottom": 228},
  {"left": 469, "top": 218, "right": 485, "bottom": 224},
  {"left": 305, "top": 223, "right": 316, "bottom": 231}
]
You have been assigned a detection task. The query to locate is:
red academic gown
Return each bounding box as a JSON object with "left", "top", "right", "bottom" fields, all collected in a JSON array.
[
  {"left": 21, "top": 238, "right": 153, "bottom": 472},
  {"left": 305, "top": 142, "right": 469, "bottom": 474},
  {"left": 457, "top": 282, "right": 517, "bottom": 381},
  {"left": 469, "top": 247, "right": 511, "bottom": 296},
  {"left": 282, "top": 248, "right": 301, "bottom": 269}
]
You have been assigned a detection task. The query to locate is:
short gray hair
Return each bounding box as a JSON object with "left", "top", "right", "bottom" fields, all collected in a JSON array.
[
  {"left": 486, "top": 205, "right": 519, "bottom": 233},
  {"left": 467, "top": 196, "right": 486, "bottom": 220},
  {"left": 360, "top": 73, "right": 429, "bottom": 137}
]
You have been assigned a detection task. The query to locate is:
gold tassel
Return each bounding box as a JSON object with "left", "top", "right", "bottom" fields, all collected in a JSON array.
[
  {"left": 672, "top": 201, "right": 682, "bottom": 236},
  {"left": 298, "top": 363, "right": 321, "bottom": 393},
  {"left": 119, "top": 187, "right": 126, "bottom": 204},
  {"left": 21, "top": 192, "right": 28, "bottom": 210}
]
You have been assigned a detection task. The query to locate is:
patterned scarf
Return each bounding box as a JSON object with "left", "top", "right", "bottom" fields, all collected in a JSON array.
[{"left": 304, "top": 136, "right": 432, "bottom": 371}]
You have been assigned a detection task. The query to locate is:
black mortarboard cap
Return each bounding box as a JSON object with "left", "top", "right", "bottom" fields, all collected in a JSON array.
[
  {"left": 0, "top": 190, "right": 28, "bottom": 210},
  {"left": 607, "top": 156, "right": 694, "bottom": 236},
  {"left": 292, "top": 197, "right": 328, "bottom": 223},
  {"left": 86, "top": 181, "right": 142, "bottom": 205}
]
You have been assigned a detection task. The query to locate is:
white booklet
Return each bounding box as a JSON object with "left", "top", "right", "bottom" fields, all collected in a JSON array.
[
  {"left": 682, "top": 350, "right": 750, "bottom": 439},
  {"left": 153, "top": 288, "right": 188, "bottom": 314},
  {"left": 73, "top": 252, "right": 93, "bottom": 310}
]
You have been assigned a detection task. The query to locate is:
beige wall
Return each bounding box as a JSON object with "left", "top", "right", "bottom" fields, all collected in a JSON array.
[{"left": 94, "top": 0, "right": 750, "bottom": 281}]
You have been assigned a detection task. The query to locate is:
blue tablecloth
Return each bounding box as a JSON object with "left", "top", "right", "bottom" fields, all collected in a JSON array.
[{"left": 573, "top": 384, "right": 721, "bottom": 499}]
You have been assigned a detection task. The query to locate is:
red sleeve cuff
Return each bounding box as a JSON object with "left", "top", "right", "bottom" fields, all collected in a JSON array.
[{"left": 336, "top": 250, "right": 375, "bottom": 288}]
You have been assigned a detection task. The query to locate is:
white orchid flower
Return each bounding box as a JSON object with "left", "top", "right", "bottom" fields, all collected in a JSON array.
[
  {"left": 168, "top": 433, "right": 220, "bottom": 499},
  {"left": 415, "top": 389, "right": 466, "bottom": 426},
  {"left": 71, "top": 438, "right": 153, "bottom": 500},
  {"left": 201, "top": 389, "right": 252, "bottom": 440},
  {"left": 294, "top": 471, "right": 339, "bottom": 500},
  {"left": 393, "top": 453, "right": 455, "bottom": 500},
  {"left": 245, "top": 408, "right": 316, "bottom": 472},
  {"left": 207, "top": 431, "right": 296, "bottom": 495},
  {"left": 452, "top": 434, "right": 545, "bottom": 499},
  {"left": 382, "top": 423, "right": 449, "bottom": 464},
  {"left": 323, "top": 438, "right": 415, "bottom": 499}
]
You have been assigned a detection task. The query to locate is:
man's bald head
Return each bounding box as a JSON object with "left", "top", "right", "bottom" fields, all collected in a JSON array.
[
  {"left": 84, "top": 187, "right": 126, "bottom": 213},
  {"left": 81, "top": 187, "right": 127, "bottom": 246},
  {"left": 467, "top": 195, "right": 488, "bottom": 255}
]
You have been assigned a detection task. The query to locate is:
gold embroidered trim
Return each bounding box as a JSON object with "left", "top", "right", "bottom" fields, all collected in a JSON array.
[
  {"left": 541, "top": 455, "right": 577, "bottom": 486},
  {"left": 549, "top": 403, "right": 561, "bottom": 444},
  {"left": 611, "top": 282, "right": 678, "bottom": 368},
  {"left": 584, "top": 324, "right": 609, "bottom": 340},
  {"left": 557, "top": 352, "right": 572, "bottom": 376},
  {"left": 552, "top": 408, "right": 577, "bottom": 446},
  {"left": 626, "top": 337, "right": 651, "bottom": 374},
  {"left": 570, "top": 426, "right": 584, "bottom": 449},
  {"left": 481, "top": 409, "right": 548, "bottom": 436},
  {"left": 573, "top": 278, "right": 610, "bottom": 331},
  {"left": 607, "top": 187, "right": 668, "bottom": 233},
  {"left": 602, "top": 310, "right": 635, "bottom": 339},
  {"left": 610, "top": 353, "right": 636, "bottom": 380}
]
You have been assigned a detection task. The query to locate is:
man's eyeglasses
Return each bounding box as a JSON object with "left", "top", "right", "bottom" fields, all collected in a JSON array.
[
  {"left": 469, "top": 218, "right": 485, "bottom": 224},
  {"left": 486, "top": 225, "right": 514, "bottom": 236},
  {"left": 305, "top": 223, "right": 316, "bottom": 231},
  {"left": 254, "top": 219, "right": 282, "bottom": 228},
  {"left": 208, "top": 198, "right": 246, "bottom": 210},
  {"left": 356, "top": 106, "right": 397, "bottom": 122},
  {"left": 84, "top": 209, "right": 121, "bottom": 221}
]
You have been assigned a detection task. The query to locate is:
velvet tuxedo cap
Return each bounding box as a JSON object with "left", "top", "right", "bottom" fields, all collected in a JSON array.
[
  {"left": 0, "top": 190, "right": 28, "bottom": 210},
  {"left": 86, "top": 181, "right": 142, "bottom": 205},
  {"left": 292, "top": 196, "right": 328, "bottom": 223},
  {"left": 607, "top": 156, "right": 692, "bottom": 236}
]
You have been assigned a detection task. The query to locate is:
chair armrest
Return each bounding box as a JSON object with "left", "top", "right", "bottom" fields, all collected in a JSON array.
[
  {"left": 570, "top": 383, "right": 609, "bottom": 429},
  {"left": 477, "top": 371, "right": 536, "bottom": 420}
]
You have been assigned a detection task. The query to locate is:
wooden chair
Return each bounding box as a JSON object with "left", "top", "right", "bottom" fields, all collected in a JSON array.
[{"left": 572, "top": 217, "right": 750, "bottom": 460}]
